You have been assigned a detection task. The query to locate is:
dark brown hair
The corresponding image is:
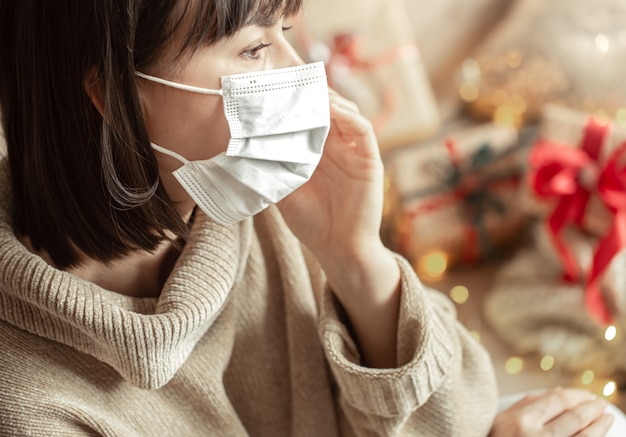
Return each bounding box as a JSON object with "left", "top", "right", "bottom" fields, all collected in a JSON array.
[{"left": 0, "top": 0, "right": 301, "bottom": 268}]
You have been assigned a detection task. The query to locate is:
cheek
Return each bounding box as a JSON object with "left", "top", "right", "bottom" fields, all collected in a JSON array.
[
  {"left": 142, "top": 89, "right": 231, "bottom": 165},
  {"left": 180, "top": 98, "right": 231, "bottom": 161}
]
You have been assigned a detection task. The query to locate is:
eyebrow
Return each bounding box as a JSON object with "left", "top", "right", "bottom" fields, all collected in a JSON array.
[{"left": 246, "top": 11, "right": 281, "bottom": 28}]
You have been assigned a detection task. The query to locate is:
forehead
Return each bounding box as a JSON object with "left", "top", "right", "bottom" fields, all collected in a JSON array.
[
  {"left": 178, "top": 0, "right": 301, "bottom": 43},
  {"left": 151, "top": 0, "right": 301, "bottom": 70}
]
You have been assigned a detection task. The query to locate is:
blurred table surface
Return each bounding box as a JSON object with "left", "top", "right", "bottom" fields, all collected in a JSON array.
[{"left": 420, "top": 261, "right": 626, "bottom": 414}]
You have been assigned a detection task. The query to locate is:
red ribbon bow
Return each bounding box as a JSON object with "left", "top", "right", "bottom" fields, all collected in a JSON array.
[
  {"left": 587, "top": 142, "right": 626, "bottom": 324},
  {"left": 529, "top": 118, "right": 606, "bottom": 282},
  {"left": 529, "top": 117, "right": 626, "bottom": 324}
]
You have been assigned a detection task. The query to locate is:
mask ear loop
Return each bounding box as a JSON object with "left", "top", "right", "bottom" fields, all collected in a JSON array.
[
  {"left": 151, "top": 142, "right": 191, "bottom": 165},
  {"left": 135, "top": 71, "right": 223, "bottom": 96},
  {"left": 136, "top": 72, "right": 223, "bottom": 164}
]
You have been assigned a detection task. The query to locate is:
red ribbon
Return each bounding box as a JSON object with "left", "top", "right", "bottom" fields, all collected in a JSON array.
[
  {"left": 528, "top": 118, "right": 608, "bottom": 282},
  {"left": 586, "top": 143, "right": 626, "bottom": 324},
  {"left": 529, "top": 117, "right": 626, "bottom": 324}
]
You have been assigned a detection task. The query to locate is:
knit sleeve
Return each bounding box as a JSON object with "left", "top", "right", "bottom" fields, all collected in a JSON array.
[{"left": 318, "top": 254, "right": 499, "bottom": 436}]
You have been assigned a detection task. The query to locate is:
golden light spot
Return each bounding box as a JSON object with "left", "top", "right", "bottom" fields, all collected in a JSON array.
[
  {"left": 450, "top": 285, "right": 469, "bottom": 304},
  {"left": 605, "top": 325, "right": 617, "bottom": 341},
  {"left": 603, "top": 381, "right": 617, "bottom": 397},
  {"left": 461, "top": 58, "right": 481, "bottom": 82},
  {"left": 459, "top": 83, "right": 479, "bottom": 102},
  {"left": 504, "top": 357, "right": 524, "bottom": 375},
  {"left": 540, "top": 355, "right": 555, "bottom": 371},
  {"left": 494, "top": 106, "right": 518, "bottom": 128},
  {"left": 581, "top": 370, "right": 595, "bottom": 385},
  {"left": 417, "top": 251, "right": 448, "bottom": 279},
  {"left": 470, "top": 331, "right": 481, "bottom": 342}
]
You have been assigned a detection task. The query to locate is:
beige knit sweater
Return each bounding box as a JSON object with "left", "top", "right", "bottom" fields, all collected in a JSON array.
[{"left": 0, "top": 160, "right": 498, "bottom": 436}]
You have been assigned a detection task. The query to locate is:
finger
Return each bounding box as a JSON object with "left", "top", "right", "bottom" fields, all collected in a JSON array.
[
  {"left": 329, "top": 103, "right": 380, "bottom": 160},
  {"left": 572, "top": 413, "right": 615, "bottom": 437},
  {"left": 546, "top": 397, "right": 609, "bottom": 436},
  {"left": 516, "top": 388, "right": 597, "bottom": 423},
  {"left": 329, "top": 91, "right": 360, "bottom": 113}
]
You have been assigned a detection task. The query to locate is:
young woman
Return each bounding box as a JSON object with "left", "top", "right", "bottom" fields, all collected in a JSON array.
[{"left": 0, "top": 0, "right": 615, "bottom": 435}]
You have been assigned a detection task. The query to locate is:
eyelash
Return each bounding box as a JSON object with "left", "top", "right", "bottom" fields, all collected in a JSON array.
[
  {"left": 243, "top": 43, "right": 272, "bottom": 60},
  {"left": 242, "top": 26, "right": 293, "bottom": 60}
]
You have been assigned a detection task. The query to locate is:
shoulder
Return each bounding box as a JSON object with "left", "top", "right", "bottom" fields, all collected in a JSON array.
[{"left": 0, "top": 320, "right": 121, "bottom": 426}]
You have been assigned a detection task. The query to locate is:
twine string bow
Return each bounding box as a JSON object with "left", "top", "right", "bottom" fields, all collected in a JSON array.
[{"left": 403, "top": 139, "right": 522, "bottom": 263}]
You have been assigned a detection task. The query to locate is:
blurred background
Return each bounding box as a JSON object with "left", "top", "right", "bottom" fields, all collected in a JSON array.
[{"left": 290, "top": 0, "right": 626, "bottom": 411}]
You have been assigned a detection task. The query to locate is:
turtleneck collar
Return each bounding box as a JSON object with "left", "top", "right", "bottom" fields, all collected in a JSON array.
[{"left": 0, "top": 159, "right": 253, "bottom": 389}]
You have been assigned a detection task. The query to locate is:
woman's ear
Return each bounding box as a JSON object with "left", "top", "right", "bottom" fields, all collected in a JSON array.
[{"left": 83, "top": 66, "right": 105, "bottom": 116}]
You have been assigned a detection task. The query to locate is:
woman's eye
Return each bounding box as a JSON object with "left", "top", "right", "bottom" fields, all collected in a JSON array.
[
  {"left": 243, "top": 43, "right": 272, "bottom": 60},
  {"left": 282, "top": 25, "right": 293, "bottom": 32}
]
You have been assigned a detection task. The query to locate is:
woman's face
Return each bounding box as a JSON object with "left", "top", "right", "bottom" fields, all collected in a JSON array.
[{"left": 138, "top": 16, "right": 303, "bottom": 217}]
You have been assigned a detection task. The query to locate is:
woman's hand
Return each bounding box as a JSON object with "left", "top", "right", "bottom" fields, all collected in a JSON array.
[
  {"left": 278, "top": 90, "right": 401, "bottom": 368},
  {"left": 490, "top": 388, "right": 614, "bottom": 437},
  {"left": 278, "top": 90, "right": 384, "bottom": 259}
]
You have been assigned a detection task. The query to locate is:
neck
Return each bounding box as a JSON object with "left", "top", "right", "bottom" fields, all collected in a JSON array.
[
  {"left": 70, "top": 241, "right": 181, "bottom": 298},
  {"left": 19, "top": 236, "right": 182, "bottom": 298}
]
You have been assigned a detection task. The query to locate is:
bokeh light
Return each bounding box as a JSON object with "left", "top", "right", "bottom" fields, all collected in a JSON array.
[
  {"left": 450, "top": 285, "right": 470, "bottom": 305},
  {"left": 581, "top": 370, "right": 595, "bottom": 385},
  {"left": 417, "top": 251, "right": 448, "bottom": 279},
  {"left": 505, "top": 357, "right": 524, "bottom": 375},
  {"left": 540, "top": 355, "right": 554, "bottom": 371}
]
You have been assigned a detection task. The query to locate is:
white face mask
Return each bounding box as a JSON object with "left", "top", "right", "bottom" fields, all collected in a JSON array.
[{"left": 136, "top": 62, "right": 330, "bottom": 225}]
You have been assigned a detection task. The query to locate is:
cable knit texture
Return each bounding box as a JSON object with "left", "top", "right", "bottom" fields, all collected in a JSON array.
[{"left": 0, "top": 158, "right": 498, "bottom": 436}]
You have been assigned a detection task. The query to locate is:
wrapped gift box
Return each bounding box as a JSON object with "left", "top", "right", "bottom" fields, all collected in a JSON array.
[
  {"left": 384, "top": 123, "right": 529, "bottom": 268},
  {"left": 521, "top": 104, "right": 626, "bottom": 323},
  {"left": 534, "top": 224, "right": 626, "bottom": 320},
  {"left": 521, "top": 104, "right": 626, "bottom": 237},
  {"left": 484, "top": 241, "right": 626, "bottom": 380},
  {"left": 288, "top": 0, "right": 441, "bottom": 152}
]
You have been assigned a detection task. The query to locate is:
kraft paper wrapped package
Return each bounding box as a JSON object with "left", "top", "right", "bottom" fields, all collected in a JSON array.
[
  {"left": 383, "top": 123, "right": 528, "bottom": 268},
  {"left": 459, "top": 0, "right": 626, "bottom": 126},
  {"left": 484, "top": 223, "right": 626, "bottom": 380},
  {"left": 519, "top": 104, "right": 626, "bottom": 323},
  {"left": 484, "top": 103, "right": 626, "bottom": 377},
  {"left": 520, "top": 104, "right": 626, "bottom": 237},
  {"left": 288, "top": 0, "right": 441, "bottom": 152},
  {"left": 531, "top": 225, "right": 626, "bottom": 319}
]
